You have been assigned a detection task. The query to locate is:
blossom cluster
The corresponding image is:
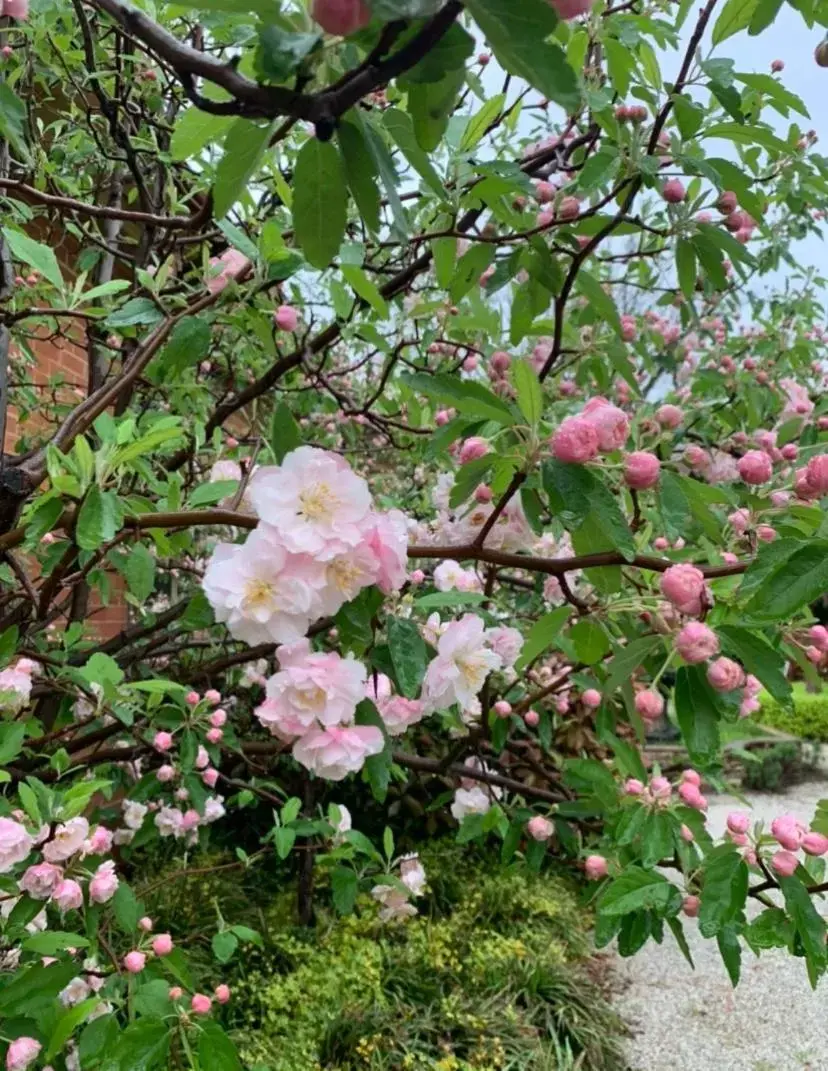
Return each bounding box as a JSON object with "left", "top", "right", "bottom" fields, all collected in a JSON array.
[{"left": 204, "top": 446, "right": 408, "bottom": 645}]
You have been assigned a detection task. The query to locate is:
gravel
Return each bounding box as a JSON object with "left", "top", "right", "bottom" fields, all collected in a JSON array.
[{"left": 612, "top": 777, "right": 828, "bottom": 1071}]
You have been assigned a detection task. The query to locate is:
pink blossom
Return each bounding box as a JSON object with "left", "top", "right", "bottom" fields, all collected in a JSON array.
[
  {"left": 311, "top": 0, "right": 370, "bottom": 35},
  {"left": 624, "top": 451, "right": 661, "bottom": 489},
  {"left": 726, "top": 812, "right": 750, "bottom": 835},
  {"left": 650, "top": 776, "right": 671, "bottom": 800},
  {"left": 205, "top": 248, "right": 250, "bottom": 294},
  {"left": 805, "top": 454, "right": 828, "bottom": 493},
  {"left": 661, "top": 564, "right": 706, "bottom": 616},
  {"left": 458, "top": 437, "right": 489, "bottom": 465},
  {"left": 527, "top": 816, "right": 554, "bottom": 841},
  {"left": 635, "top": 690, "right": 664, "bottom": 720},
  {"left": 255, "top": 638, "right": 366, "bottom": 739},
  {"left": 494, "top": 700, "right": 512, "bottom": 718},
  {"left": 655, "top": 404, "right": 683, "bottom": 428},
  {"left": 377, "top": 695, "right": 424, "bottom": 737},
  {"left": 0, "top": 818, "right": 33, "bottom": 873},
  {"left": 43, "top": 817, "right": 89, "bottom": 863},
  {"left": 809, "top": 625, "right": 828, "bottom": 652},
  {"left": 802, "top": 832, "right": 828, "bottom": 856},
  {"left": 89, "top": 860, "right": 119, "bottom": 903},
  {"left": 422, "top": 614, "right": 502, "bottom": 713},
  {"left": 584, "top": 855, "right": 608, "bottom": 880},
  {"left": 624, "top": 778, "right": 644, "bottom": 796},
  {"left": 684, "top": 445, "right": 710, "bottom": 470},
  {"left": 124, "top": 951, "right": 146, "bottom": 973},
  {"left": 524, "top": 710, "right": 540, "bottom": 727},
  {"left": 780, "top": 378, "right": 814, "bottom": 423},
  {"left": 153, "top": 731, "right": 173, "bottom": 752},
  {"left": 292, "top": 725, "right": 384, "bottom": 781},
  {"left": 20, "top": 862, "right": 64, "bottom": 899},
  {"left": 157, "top": 764, "right": 175, "bottom": 783},
  {"left": 771, "top": 850, "right": 799, "bottom": 877},
  {"left": 3, "top": 0, "right": 28, "bottom": 19},
  {"left": 682, "top": 895, "right": 700, "bottom": 917},
  {"left": 202, "top": 768, "right": 219, "bottom": 788},
  {"left": 681, "top": 769, "right": 701, "bottom": 786},
  {"left": 485, "top": 626, "right": 523, "bottom": 668},
  {"left": 169, "top": 986, "right": 183, "bottom": 1000},
  {"left": 756, "top": 525, "right": 776, "bottom": 542},
  {"left": 550, "top": 416, "right": 599, "bottom": 463},
  {"left": 707, "top": 657, "right": 745, "bottom": 692},
  {"left": 5, "top": 1038, "right": 40, "bottom": 1071},
  {"left": 139, "top": 917, "right": 154, "bottom": 932},
  {"left": 582, "top": 689, "right": 601, "bottom": 709},
  {"left": 53, "top": 879, "right": 83, "bottom": 913},
  {"left": 215, "top": 983, "right": 231, "bottom": 1004},
  {"left": 548, "top": 0, "right": 592, "bottom": 17},
  {"left": 728, "top": 508, "right": 751, "bottom": 534},
  {"left": 206, "top": 728, "right": 223, "bottom": 744},
  {"left": 249, "top": 446, "right": 372, "bottom": 555},
  {"left": 678, "top": 782, "right": 707, "bottom": 810},
  {"left": 210, "top": 708, "right": 228, "bottom": 728},
  {"left": 620, "top": 315, "right": 637, "bottom": 341},
  {"left": 738, "top": 450, "right": 773, "bottom": 484},
  {"left": 581, "top": 397, "right": 629, "bottom": 452},
  {"left": 662, "top": 179, "right": 686, "bottom": 203},
  {"left": 191, "top": 993, "right": 213, "bottom": 1014},
  {"left": 186, "top": 691, "right": 200, "bottom": 707},
  {"left": 0, "top": 660, "right": 34, "bottom": 712},
  {"left": 362, "top": 509, "right": 408, "bottom": 594},
  {"left": 771, "top": 814, "right": 803, "bottom": 851},
  {"left": 204, "top": 689, "right": 221, "bottom": 705},
  {"left": 181, "top": 809, "right": 201, "bottom": 831},
  {"left": 274, "top": 304, "right": 299, "bottom": 331},
  {"left": 675, "top": 622, "right": 719, "bottom": 663},
  {"left": 152, "top": 934, "right": 173, "bottom": 956}
]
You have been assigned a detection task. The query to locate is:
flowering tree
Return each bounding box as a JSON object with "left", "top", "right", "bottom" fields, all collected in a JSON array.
[{"left": 2, "top": 0, "right": 828, "bottom": 1064}]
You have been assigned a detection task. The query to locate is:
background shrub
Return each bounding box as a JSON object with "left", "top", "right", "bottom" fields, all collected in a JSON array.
[{"left": 757, "top": 684, "right": 828, "bottom": 742}]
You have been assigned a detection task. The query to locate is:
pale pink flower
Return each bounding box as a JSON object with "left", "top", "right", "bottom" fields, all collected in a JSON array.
[
  {"left": 255, "top": 639, "right": 366, "bottom": 739},
  {"left": 550, "top": 416, "right": 599, "bottom": 463},
  {"left": 0, "top": 818, "right": 33, "bottom": 873},
  {"left": 655, "top": 404, "right": 683, "bottom": 429},
  {"left": 771, "top": 850, "right": 798, "bottom": 877},
  {"left": 707, "top": 657, "right": 745, "bottom": 692},
  {"left": 727, "top": 812, "right": 750, "bottom": 835},
  {"left": 362, "top": 509, "right": 408, "bottom": 594},
  {"left": 738, "top": 450, "right": 773, "bottom": 484},
  {"left": 202, "top": 796, "right": 226, "bottom": 824},
  {"left": 624, "top": 451, "right": 661, "bottom": 489},
  {"left": 399, "top": 853, "right": 427, "bottom": 895},
  {"left": 203, "top": 527, "right": 324, "bottom": 645},
  {"left": 249, "top": 447, "right": 372, "bottom": 555},
  {"left": 5, "top": 1038, "right": 40, "bottom": 1071},
  {"left": 123, "top": 951, "right": 146, "bottom": 973},
  {"left": 152, "top": 934, "right": 173, "bottom": 956},
  {"left": 771, "top": 814, "right": 803, "bottom": 851},
  {"left": 581, "top": 397, "right": 629, "bottom": 452},
  {"left": 215, "top": 983, "right": 231, "bottom": 1004},
  {"left": 292, "top": 725, "right": 384, "bottom": 781},
  {"left": 450, "top": 786, "right": 492, "bottom": 820},
  {"left": 0, "top": 661, "right": 33, "bottom": 712},
  {"left": 42, "top": 817, "right": 89, "bottom": 863},
  {"left": 377, "top": 694, "right": 424, "bottom": 736},
  {"left": 527, "top": 816, "right": 554, "bottom": 841},
  {"left": 485, "top": 626, "right": 523, "bottom": 668},
  {"left": 88, "top": 860, "right": 119, "bottom": 903},
  {"left": 371, "top": 883, "right": 418, "bottom": 922},
  {"left": 433, "top": 560, "right": 481, "bottom": 593},
  {"left": 675, "top": 622, "right": 719, "bottom": 663},
  {"left": 661, "top": 563, "right": 706, "bottom": 615},
  {"left": 19, "top": 862, "right": 63, "bottom": 899},
  {"left": 83, "top": 826, "right": 113, "bottom": 857},
  {"left": 154, "top": 807, "right": 186, "bottom": 839},
  {"left": 584, "top": 855, "right": 608, "bottom": 880},
  {"left": 779, "top": 378, "right": 813, "bottom": 422},
  {"left": 422, "top": 614, "right": 502, "bottom": 713},
  {"left": 205, "top": 248, "right": 250, "bottom": 294},
  {"left": 53, "top": 879, "right": 83, "bottom": 913}
]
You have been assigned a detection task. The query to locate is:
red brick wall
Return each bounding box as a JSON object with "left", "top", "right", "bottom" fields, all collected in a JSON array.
[{"left": 4, "top": 326, "right": 128, "bottom": 641}]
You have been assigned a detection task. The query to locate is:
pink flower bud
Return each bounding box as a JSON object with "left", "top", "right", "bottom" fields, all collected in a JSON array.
[
  {"left": 493, "top": 700, "right": 512, "bottom": 718},
  {"left": 408, "top": 569, "right": 425, "bottom": 585},
  {"left": 186, "top": 691, "right": 201, "bottom": 707},
  {"left": 802, "top": 832, "right": 828, "bottom": 856},
  {"left": 5, "top": 1038, "right": 41, "bottom": 1071},
  {"left": 311, "top": 0, "right": 370, "bottom": 36},
  {"left": 661, "top": 563, "right": 706, "bottom": 616},
  {"left": 152, "top": 933, "right": 173, "bottom": 956},
  {"left": 756, "top": 525, "right": 776, "bottom": 543},
  {"left": 474, "top": 484, "right": 492, "bottom": 503},
  {"left": 620, "top": 314, "right": 637, "bottom": 342},
  {"left": 204, "top": 689, "right": 222, "bottom": 705},
  {"left": 582, "top": 689, "right": 601, "bottom": 709},
  {"left": 274, "top": 304, "right": 299, "bottom": 331},
  {"left": 527, "top": 816, "right": 554, "bottom": 841},
  {"left": 182, "top": 809, "right": 201, "bottom": 831},
  {"left": 551, "top": 417, "right": 599, "bottom": 463},
  {"left": 584, "top": 855, "right": 608, "bottom": 880},
  {"left": 624, "top": 451, "right": 661, "bottom": 490},
  {"left": 215, "top": 983, "right": 231, "bottom": 1004},
  {"left": 169, "top": 986, "right": 183, "bottom": 1000},
  {"left": 681, "top": 769, "right": 701, "bottom": 786},
  {"left": 650, "top": 776, "right": 671, "bottom": 799},
  {"left": 781, "top": 443, "right": 798, "bottom": 461},
  {"left": 153, "top": 731, "right": 173, "bottom": 752},
  {"left": 524, "top": 710, "right": 540, "bottom": 728},
  {"left": 53, "top": 878, "right": 83, "bottom": 913},
  {"left": 662, "top": 179, "right": 686, "bottom": 203},
  {"left": 195, "top": 746, "right": 210, "bottom": 771},
  {"left": 726, "top": 812, "right": 750, "bottom": 835},
  {"left": 548, "top": 0, "right": 593, "bottom": 18},
  {"left": 191, "top": 993, "right": 212, "bottom": 1014},
  {"left": 707, "top": 657, "right": 745, "bottom": 693},
  {"left": 738, "top": 450, "right": 773, "bottom": 484},
  {"left": 624, "top": 778, "right": 644, "bottom": 796},
  {"left": 210, "top": 708, "right": 227, "bottom": 728},
  {"left": 655, "top": 404, "right": 683, "bottom": 429},
  {"left": 682, "top": 894, "right": 700, "bottom": 917},
  {"left": 678, "top": 782, "right": 707, "bottom": 810},
  {"left": 139, "top": 916, "right": 153, "bottom": 932},
  {"left": 434, "top": 409, "right": 452, "bottom": 427},
  {"left": 771, "top": 814, "right": 803, "bottom": 851},
  {"left": 676, "top": 622, "right": 719, "bottom": 664},
  {"left": 809, "top": 625, "right": 828, "bottom": 652},
  {"left": 124, "top": 951, "right": 146, "bottom": 973},
  {"left": 635, "top": 690, "right": 664, "bottom": 720},
  {"left": 653, "top": 536, "right": 669, "bottom": 551},
  {"left": 458, "top": 437, "right": 489, "bottom": 465},
  {"left": 680, "top": 824, "right": 695, "bottom": 843},
  {"left": 771, "top": 850, "right": 799, "bottom": 877},
  {"left": 490, "top": 350, "right": 511, "bottom": 374},
  {"left": 771, "top": 58, "right": 784, "bottom": 72},
  {"left": 206, "top": 727, "right": 223, "bottom": 745},
  {"left": 156, "top": 764, "right": 175, "bottom": 783}
]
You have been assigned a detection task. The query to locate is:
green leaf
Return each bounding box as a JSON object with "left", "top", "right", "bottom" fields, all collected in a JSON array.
[
  {"left": 742, "top": 542, "right": 828, "bottom": 622},
  {"left": 460, "top": 94, "right": 506, "bottom": 151},
  {"left": 105, "top": 297, "right": 164, "bottom": 329},
  {"left": 0, "top": 624, "right": 19, "bottom": 668},
  {"left": 132, "top": 979, "right": 173, "bottom": 1019},
  {"left": 356, "top": 700, "right": 392, "bottom": 802},
  {"left": 466, "top": 0, "right": 581, "bottom": 112},
  {"left": 0, "top": 83, "right": 27, "bottom": 155},
  {"left": 213, "top": 119, "right": 274, "bottom": 219},
  {"left": 604, "top": 38, "right": 632, "bottom": 96},
  {"left": 402, "top": 372, "right": 515, "bottom": 425},
  {"left": 407, "top": 67, "right": 465, "bottom": 152},
  {"left": 577, "top": 270, "right": 623, "bottom": 337},
  {"left": 155, "top": 316, "right": 211, "bottom": 377},
  {"left": 699, "top": 847, "right": 748, "bottom": 937},
  {"left": 674, "top": 665, "right": 722, "bottom": 765},
  {"left": 212, "top": 930, "right": 239, "bottom": 963},
  {"left": 717, "top": 925, "right": 742, "bottom": 986},
  {"left": 197, "top": 1021, "right": 243, "bottom": 1071},
  {"left": 779, "top": 874, "right": 827, "bottom": 980},
  {"left": 603, "top": 635, "right": 663, "bottom": 698},
  {"left": 704, "top": 121, "right": 788, "bottom": 155},
  {"left": 387, "top": 618, "right": 429, "bottom": 699},
  {"left": 383, "top": 108, "right": 444, "bottom": 197},
  {"left": 510, "top": 359, "right": 543, "bottom": 426},
  {"left": 170, "top": 108, "right": 233, "bottom": 161},
  {"left": 47, "top": 998, "right": 103, "bottom": 1061},
  {"left": 270, "top": 401, "right": 303, "bottom": 462},
  {"left": 576, "top": 149, "right": 618, "bottom": 193},
  {"left": 293, "top": 138, "right": 348, "bottom": 269},
  {"left": 667, "top": 916, "right": 695, "bottom": 969},
  {"left": 3, "top": 227, "right": 64, "bottom": 290},
  {"left": 449, "top": 455, "right": 493, "bottom": 508},
  {"left": 0, "top": 961, "right": 79, "bottom": 1016},
  {"left": 748, "top": 0, "right": 783, "bottom": 33},
  {"left": 23, "top": 931, "right": 91, "bottom": 954},
  {"left": 112, "top": 882, "right": 143, "bottom": 933},
  {"left": 717, "top": 626, "right": 791, "bottom": 705},
  {"left": 122, "top": 544, "right": 156, "bottom": 602},
  {"left": 79, "top": 1013, "right": 119, "bottom": 1066},
  {"left": 331, "top": 866, "right": 359, "bottom": 914},
  {"left": 100, "top": 1020, "right": 170, "bottom": 1071},
  {"left": 0, "top": 722, "right": 27, "bottom": 767},
  {"left": 274, "top": 826, "right": 296, "bottom": 859},
  {"left": 341, "top": 265, "right": 389, "bottom": 317},
  {"left": 676, "top": 237, "right": 697, "bottom": 300},
  {"left": 335, "top": 587, "right": 383, "bottom": 656},
  {"left": 255, "top": 25, "right": 320, "bottom": 82},
  {"left": 712, "top": 0, "right": 759, "bottom": 43},
  {"left": 515, "top": 606, "right": 570, "bottom": 670},
  {"left": 566, "top": 618, "right": 610, "bottom": 665},
  {"left": 402, "top": 22, "right": 475, "bottom": 83},
  {"left": 744, "top": 907, "right": 793, "bottom": 951},
  {"left": 187, "top": 480, "right": 238, "bottom": 508},
  {"left": 563, "top": 757, "right": 619, "bottom": 810},
  {"left": 598, "top": 866, "right": 681, "bottom": 917},
  {"left": 76, "top": 487, "right": 122, "bottom": 551}
]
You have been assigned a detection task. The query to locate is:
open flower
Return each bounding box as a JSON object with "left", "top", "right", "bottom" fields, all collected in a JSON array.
[{"left": 422, "top": 614, "right": 502, "bottom": 713}]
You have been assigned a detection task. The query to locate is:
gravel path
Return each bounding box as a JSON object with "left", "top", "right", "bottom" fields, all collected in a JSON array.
[{"left": 612, "top": 778, "right": 828, "bottom": 1071}]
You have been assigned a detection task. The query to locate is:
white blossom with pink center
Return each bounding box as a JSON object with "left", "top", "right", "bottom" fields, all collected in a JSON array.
[{"left": 422, "top": 614, "right": 503, "bottom": 713}]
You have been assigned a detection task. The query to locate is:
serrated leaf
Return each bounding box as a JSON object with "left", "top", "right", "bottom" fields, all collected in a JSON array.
[
  {"left": 213, "top": 118, "right": 274, "bottom": 219},
  {"left": 293, "top": 138, "right": 348, "bottom": 269},
  {"left": 510, "top": 359, "right": 543, "bottom": 426},
  {"left": 515, "top": 606, "right": 570, "bottom": 670}
]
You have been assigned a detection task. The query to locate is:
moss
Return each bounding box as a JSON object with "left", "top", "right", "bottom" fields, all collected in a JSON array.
[
  {"left": 224, "top": 845, "right": 624, "bottom": 1071},
  {"left": 757, "top": 683, "right": 828, "bottom": 742}
]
